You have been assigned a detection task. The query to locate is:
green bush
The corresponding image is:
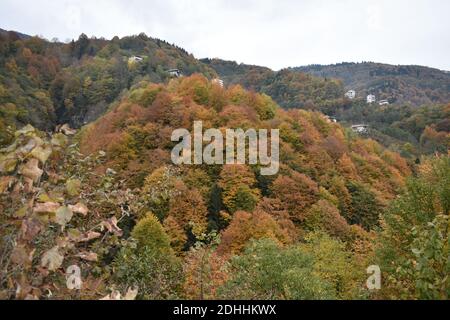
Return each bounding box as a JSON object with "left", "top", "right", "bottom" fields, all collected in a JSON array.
[
  {"left": 377, "top": 157, "right": 450, "bottom": 299},
  {"left": 218, "top": 238, "right": 336, "bottom": 300},
  {"left": 131, "top": 213, "right": 172, "bottom": 252},
  {"left": 113, "top": 213, "right": 183, "bottom": 299}
]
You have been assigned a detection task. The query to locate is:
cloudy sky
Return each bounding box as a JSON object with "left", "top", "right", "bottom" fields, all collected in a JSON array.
[{"left": 1, "top": 0, "right": 449, "bottom": 70}]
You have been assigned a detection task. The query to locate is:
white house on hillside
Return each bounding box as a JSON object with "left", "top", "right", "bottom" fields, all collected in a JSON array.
[
  {"left": 212, "top": 78, "right": 224, "bottom": 88},
  {"left": 168, "top": 69, "right": 182, "bottom": 78},
  {"left": 345, "top": 90, "right": 356, "bottom": 99},
  {"left": 367, "top": 94, "right": 376, "bottom": 104},
  {"left": 351, "top": 124, "right": 369, "bottom": 134},
  {"left": 128, "top": 56, "right": 144, "bottom": 63}
]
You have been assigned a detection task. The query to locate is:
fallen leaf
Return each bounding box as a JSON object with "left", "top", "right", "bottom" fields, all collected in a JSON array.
[
  {"left": 20, "top": 218, "right": 43, "bottom": 241},
  {"left": 51, "top": 133, "right": 68, "bottom": 147},
  {"left": 41, "top": 247, "right": 64, "bottom": 271},
  {"left": 22, "top": 177, "right": 34, "bottom": 193},
  {"left": 67, "top": 228, "right": 82, "bottom": 241},
  {"left": 66, "top": 179, "right": 81, "bottom": 197},
  {"left": 14, "top": 205, "right": 28, "bottom": 218},
  {"left": 0, "top": 140, "right": 17, "bottom": 153},
  {"left": 15, "top": 124, "right": 36, "bottom": 137},
  {"left": 19, "top": 159, "right": 43, "bottom": 184},
  {"left": 11, "top": 245, "right": 34, "bottom": 267},
  {"left": 15, "top": 274, "right": 33, "bottom": 300},
  {"left": 33, "top": 202, "right": 60, "bottom": 214},
  {"left": 16, "top": 138, "right": 37, "bottom": 156},
  {"left": 75, "top": 251, "right": 98, "bottom": 262},
  {"left": 69, "top": 203, "right": 89, "bottom": 216},
  {"left": 38, "top": 193, "right": 53, "bottom": 203},
  {"left": 0, "top": 156, "right": 18, "bottom": 174},
  {"left": 0, "top": 176, "right": 16, "bottom": 193},
  {"left": 31, "top": 145, "right": 52, "bottom": 164},
  {"left": 77, "top": 231, "right": 102, "bottom": 243},
  {"left": 54, "top": 206, "right": 73, "bottom": 228}
]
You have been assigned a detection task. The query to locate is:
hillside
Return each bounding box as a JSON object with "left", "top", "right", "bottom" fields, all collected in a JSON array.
[
  {"left": 2, "top": 30, "right": 448, "bottom": 156},
  {"left": 331, "top": 101, "right": 450, "bottom": 157},
  {"left": 294, "top": 62, "right": 450, "bottom": 106},
  {"left": 0, "top": 31, "right": 217, "bottom": 146},
  {"left": 203, "top": 59, "right": 450, "bottom": 108},
  {"left": 202, "top": 59, "right": 449, "bottom": 156},
  {"left": 201, "top": 58, "right": 345, "bottom": 109},
  {"left": 0, "top": 23, "right": 449, "bottom": 299},
  {"left": 1, "top": 74, "right": 422, "bottom": 300},
  {"left": 0, "top": 28, "right": 31, "bottom": 40},
  {"left": 1, "top": 74, "right": 447, "bottom": 300}
]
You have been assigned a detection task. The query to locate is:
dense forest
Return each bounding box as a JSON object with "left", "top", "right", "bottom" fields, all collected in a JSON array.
[
  {"left": 0, "top": 30, "right": 449, "bottom": 300},
  {"left": 0, "top": 31, "right": 217, "bottom": 146},
  {"left": 201, "top": 58, "right": 346, "bottom": 110},
  {"left": 326, "top": 100, "right": 449, "bottom": 157},
  {"left": 202, "top": 59, "right": 449, "bottom": 157}
]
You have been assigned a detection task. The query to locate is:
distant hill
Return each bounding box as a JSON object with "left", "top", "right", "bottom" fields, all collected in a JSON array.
[
  {"left": 294, "top": 62, "right": 450, "bottom": 106},
  {"left": 0, "top": 28, "right": 31, "bottom": 40},
  {"left": 204, "top": 59, "right": 450, "bottom": 108}
]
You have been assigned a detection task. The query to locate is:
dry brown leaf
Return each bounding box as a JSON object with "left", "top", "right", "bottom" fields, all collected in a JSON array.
[
  {"left": 0, "top": 176, "right": 16, "bottom": 194},
  {"left": 41, "top": 246, "right": 64, "bottom": 271},
  {"left": 69, "top": 203, "right": 89, "bottom": 216},
  {"left": 19, "top": 159, "right": 43, "bottom": 184},
  {"left": 15, "top": 274, "right": 33, "bottom": 300},
  {"left": 11, "top": 245, "right": 34, "bottom": 267},
  {"left": 30, "top": 145, "right": 52, "bottom": 164},
  {"left": 77, "top": 231, "right": 102, "bottom": 243},
  {"left": 75, "top": 251, "right": 98, "bottom": 262},
  {"left": 20, "top": 218, "right": 43, "bottom": 242},
  {"left": 33, "top": 202, "right": 60, "bottom": 214},
  {"left": 22, "top": 177, "right": 34, "bottom": 193}
]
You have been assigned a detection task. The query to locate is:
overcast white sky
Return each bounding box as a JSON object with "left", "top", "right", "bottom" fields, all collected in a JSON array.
[{"left": 1, "top": 0, "right": 449, "bottom": 70}]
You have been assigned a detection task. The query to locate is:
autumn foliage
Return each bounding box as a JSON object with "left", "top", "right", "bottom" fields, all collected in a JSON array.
[{"left": 2, "top": 72, "right": 442, "bottom": 301}]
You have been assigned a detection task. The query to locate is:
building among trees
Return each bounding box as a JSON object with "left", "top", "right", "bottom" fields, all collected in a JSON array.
[
  {"left": 367, "top": 94, "right": 376, "bottom": 104},
  {"left": 351, "top": 124, "right": 369, "bottom": 133},
  {"left": 168, "top": 69, "right": 182, "bottom": 78},
  {"left": 128, "top": 55, "right": 144, "bottom": 63},
  {"left": 345, "top": 90, "right": 356, "bottom": 99},
  {"left": 212, "top": 78, "right": 224, "bottom": 88}
]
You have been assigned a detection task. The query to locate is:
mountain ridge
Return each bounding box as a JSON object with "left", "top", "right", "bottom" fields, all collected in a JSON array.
[
  {"left": 204, "top": 58, "right": 450, "bottom": 107},
  {"left": 293, "top": 61, "right": 450, "bottom": 106}
]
